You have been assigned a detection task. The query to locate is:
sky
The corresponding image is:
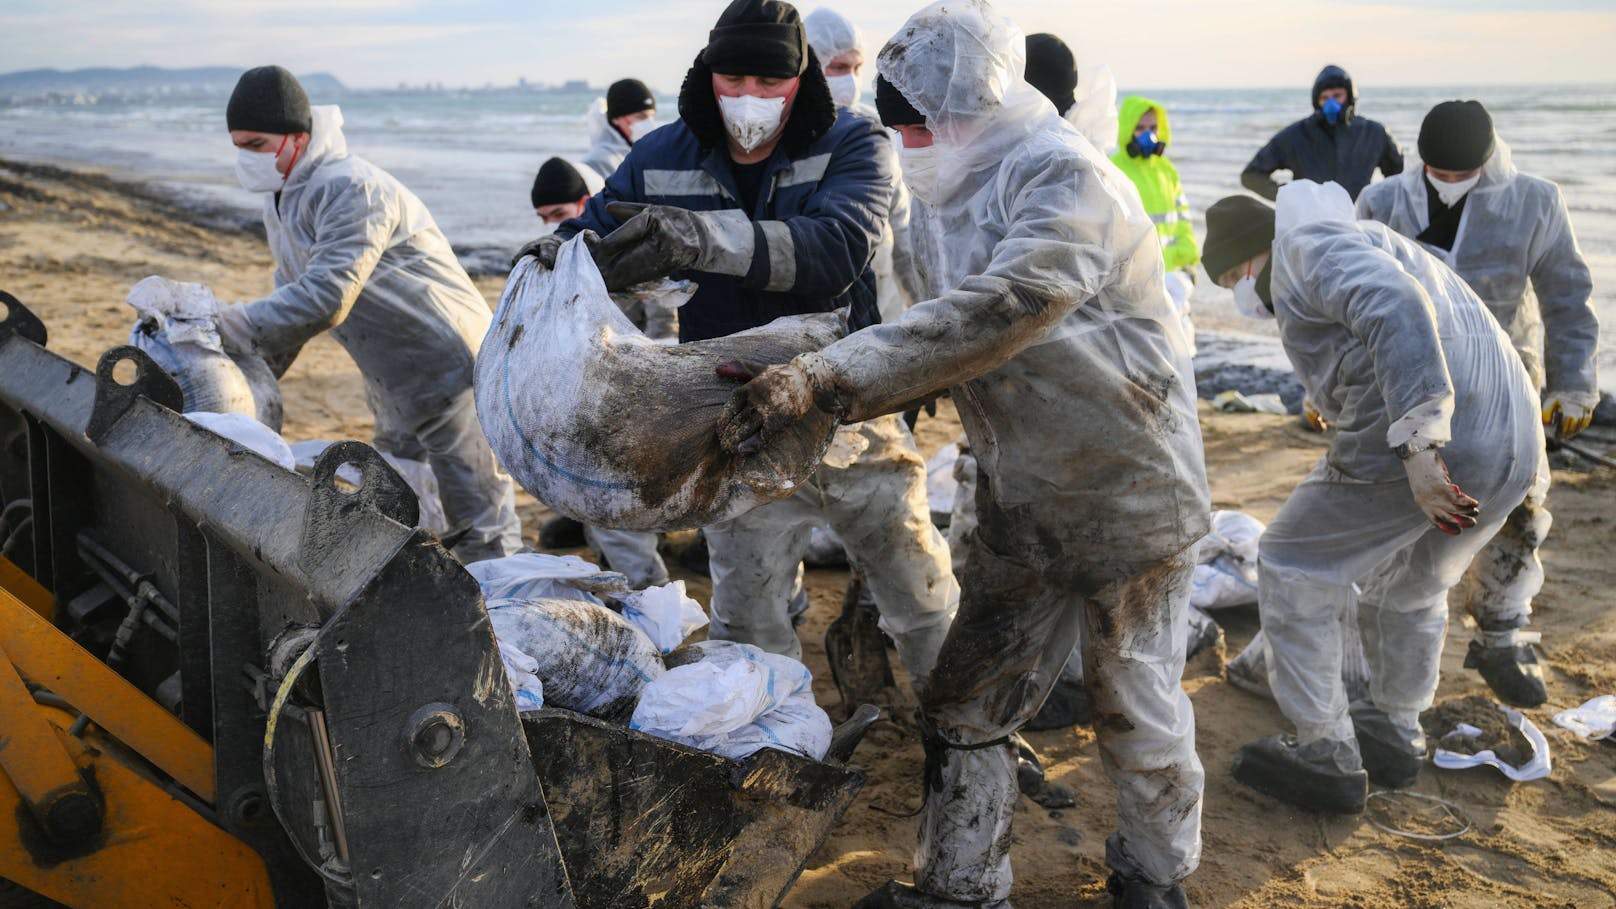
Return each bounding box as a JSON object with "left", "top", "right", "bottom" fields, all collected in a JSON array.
[{"left": 3, "top": 0, "right": 1614, "bottom": 93}]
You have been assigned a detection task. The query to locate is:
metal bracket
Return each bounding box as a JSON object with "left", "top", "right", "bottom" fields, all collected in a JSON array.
[
  {"left": 0, "top": 291, "right": 48, "bottom": 348},
  {"left": 299, "top": 442, "right": 420, "bottom": 571},
  {"left": 85, "top": 346, "right": 184, "bottom": 443}
]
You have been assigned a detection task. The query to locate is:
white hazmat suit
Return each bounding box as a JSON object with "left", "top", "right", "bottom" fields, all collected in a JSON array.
[
  {"left": 780, "top": 2, "right": 1213, "bottom": 899},
  {"left": 224, "top": 106, "right": 522, "bottom": 562},
  {"left": 1255, "top": 182, "right": 1544, "bottom": 770},
  {"left": 1356, "top": 138, "right": 1596, "bottom": 674}
]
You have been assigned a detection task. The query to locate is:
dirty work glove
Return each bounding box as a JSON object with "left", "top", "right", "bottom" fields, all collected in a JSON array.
[
  {"left": 595, "top": 202, "right": 740, "bottom": 291},
  {"left": 1542, "top": 392, "right": 1594, "bottom": 441},
  {"left": 1303, "top": 397, "right": 1329, "bottom": 433},
  {"left": 215, "top": 303, "right": 258, "bottom": 356},
  {"left": 715, "top": 353, "right": 842, "bottom": 454},
  {"left": 1401, "top": 447, "right": 1480, "bottom": 535}
]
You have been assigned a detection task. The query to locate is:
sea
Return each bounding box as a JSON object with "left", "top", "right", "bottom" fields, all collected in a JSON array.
[{"left": 2, "top": 82, "right": 1613, "bottom": 391}]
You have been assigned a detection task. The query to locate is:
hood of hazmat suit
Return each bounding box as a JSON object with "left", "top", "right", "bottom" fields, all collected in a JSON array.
[
  {"left": 1271, "top": 181, "right": 1543, "bottom": 482},
  {"left": 476, "top": 237, "right": 846, "bottom": 532},
  {"left": 1110, "top": 96, "right": 1198, "bottom": 272},
  {"left": 1066, "top": 63, "right": 1120, "bottom": 156},
  {"left": 1355, "top": 137, "right": 1598, "bottom": 407},
  {"left": 230, "top": 105, "right": 493, "bottom": 414},
  {"left": 814, "top": 0, "right": 1211, "bottom": 582},
  {"left": 581, "top": 97, "right": 633, "bottom": 182}
]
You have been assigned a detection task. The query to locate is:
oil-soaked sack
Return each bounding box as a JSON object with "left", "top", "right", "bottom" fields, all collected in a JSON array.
[
  {"left": 486, "top": 596, "right": 663, "bottom": 722},
  {"left": 475, "top": 238, "right": 845, "bottom": 532},
  {"left": 126, "top": 276, "right": 284, "bottom": 430}
]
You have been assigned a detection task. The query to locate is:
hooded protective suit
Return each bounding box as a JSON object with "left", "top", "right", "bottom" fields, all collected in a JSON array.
[
  {"left": 1241, "top": 65, "right": 1403, "bottom": 201},
  {"left": 1356, "top": 137, "right": 1595, "bottom": 655},
  {"left": 580, "top": 98, "right": 633, "bottom": 182},
  {"left": 804, "top": 6, "right": 926, "bottom": 321},
  {"left": 227, "top": 105, "right": 522, "bottom": 562},
  {"left": 1255, "top": 182, "right": 1543, "bottom": 758},
  {"left": 810, "top": 1, "right": 1212, "bottom": 897}
]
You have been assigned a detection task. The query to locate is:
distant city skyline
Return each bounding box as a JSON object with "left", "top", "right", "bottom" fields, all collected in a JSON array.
[{"left": 5, "top": 0, "right": 1613, "bottom": 95}]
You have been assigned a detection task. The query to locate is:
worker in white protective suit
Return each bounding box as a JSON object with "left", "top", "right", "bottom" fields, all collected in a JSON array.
[
  {"left": 1357, "top": 100, "right": 1599, "bottom": 707},
  {"left": 805, "top": 6, "right": 928, "bottom": 323},
  {"left": 716, "top": 3, "right": 1211, "bottom": 905},
  {"left": 1203, "top": 181, "right": 1544, "bottom": 814},
  {"left": 218, "top": 66, "right": 522, "bottom": 563},
  {"left": 580, "top": 78, "right": 660, "bottom": 181}
]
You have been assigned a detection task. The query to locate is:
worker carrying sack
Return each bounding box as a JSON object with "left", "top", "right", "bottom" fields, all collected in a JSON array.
[{"left": 475, "top": 237, "right": 845, "bottom": 532}]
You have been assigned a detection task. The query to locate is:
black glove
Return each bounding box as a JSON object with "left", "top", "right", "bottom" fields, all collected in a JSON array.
[
  {"left": 593, "top": 202, "right": 704, "bottom": 290},
  {"left": 511, "top": 233, "right": 564, "bottom": 269}
]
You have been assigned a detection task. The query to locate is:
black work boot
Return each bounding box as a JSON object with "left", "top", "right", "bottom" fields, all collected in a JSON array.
[
  {"left": 537, "top": 514, "right": 586, "bottom": 549},
  {"left": 1025, "top": 678, "right": 1093, "bottom": 731},
  {"left": 852, "top": 880, "right": 1012, "bottom": 909},
  {"left": 1232, "top": 734, "right": 1367, "bottom": 814},
  {"left": 1349, "top": 702, "right": 1426, "bottom": 789},
  {"left": 1106, "top": 873, "right": 1188, "bottom": 909},
  {"left": 1013, "top": 734, "right": 1076, "bottom": 809},
  {"left": 1464, "top": 639, "right": 1548, "bottom": 707}
]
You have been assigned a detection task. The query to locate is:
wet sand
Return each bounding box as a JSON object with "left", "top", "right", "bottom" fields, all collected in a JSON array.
[{"left": 4, "top": 158, "right": 1614, "bottom": 908}]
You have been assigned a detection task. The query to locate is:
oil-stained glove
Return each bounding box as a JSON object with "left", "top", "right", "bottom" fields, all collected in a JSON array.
[
  {"left": 591, "top": 202, "right": 711, "bottom": 290},
  {"left": 1303, "top": 397, "right": 1329, "bottom": 433},
  {"left": 1542, "top": 392, "right": 1594, "bottom": 441},
  {"left": 716, "top": 353, "right": 843, "bottom": 454},
  {"left": 1401, "top": 447, "right": 1480, "bottom": 535},
  {"left": 511, "top": 233, "right": 563, "bottom": 269}
]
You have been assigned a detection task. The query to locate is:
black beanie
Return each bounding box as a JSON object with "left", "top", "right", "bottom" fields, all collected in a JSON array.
[
  {"left": 1025, "top": 33, "right": 1078, "bottom": 117},
  {"left": 530, "top": 158, "right": 589, "bottom": 208},
  {"left": 1419, "top": 100, "right": 1495, "bottom": 171},
  {"left": 875, "top": 75, "right": 924, "bottom": 128},
  {"left": 227, "top": 66, "right": 312, "bottom": 134},
  {"left": 606, "top": 79, "right": 656, "bottom": 120},
  {"left": 702, "top": 0, "right": 809, "bottom": 79},
  {"left": 1202, "top": 195, "right": 1277, "bottom": 283}
]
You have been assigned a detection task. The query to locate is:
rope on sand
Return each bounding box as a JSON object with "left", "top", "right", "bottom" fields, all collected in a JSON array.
[{"left": 1365, "top": 790, "right": 1472, "bottom": 841}]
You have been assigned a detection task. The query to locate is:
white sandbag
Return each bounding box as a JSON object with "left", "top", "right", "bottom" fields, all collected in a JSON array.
[
  {"left": 475, "top": 238, "right": 846, "bottom": 532},
  {"left": 1552, "top": 695, "right": 1616, "bottom": 741},
  {"left": 487, "top": 596, "right": 663, "bottom": 722},
  {"left": 126, "top": 276, "right": 283, "bottom": 430},
  {"left": 619, "top": 580, "right": 709, "bottom": 653},
  {"left": 946, "top": 447, "right": 978, "bottom": 579},
  {"left": 466, "top": 552, "right": 630, "bottom": 604},
  {"left": 610, "top": 278, "right": 694, "bottom": 344},
  {"left": 925, "top": 441, "right": 960, "bottom": 522},
  {"left": 497, "top": 640, "right": 546, "bottom": 711},
  {"left": 631, "top": 640, "right": 832, "bottom": 760},
  {"left": 1433, "top": 706, "right": 1552, "bottom": 782},
  {"left": 183, "top": 412, "right": 296, "bottom": 471},
  {"left": 289, "top": 439, "right": 451, "bottom": 535},
  {"left": 1190, "top": 511, "right": 1267, "bottom": 610}
]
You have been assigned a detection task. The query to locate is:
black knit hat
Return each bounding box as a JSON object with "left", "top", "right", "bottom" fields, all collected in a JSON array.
[
  {"left": 227, "top": 66, "right": 312, "bottom": 134},
  {"left": 875, "top": 75, "right": 924, "bottom": 128},
  {"left": 702, "top": 0, "right": 809, "bottom": 79},
  {"left": 530, "top": 158, "right": 590, "bottom": 208},
  {"left": 1419, "top": 100, "right": 1495, "bottom": 171},
  {"left": 1202, "top": 195, "right": 1276, "bottom": 283},
  {"left": 606, "top": 79, "right": 656, "bottom": 120},
  {"left": 1025, "top": 33, "right": 1078, "bottom": 117}
]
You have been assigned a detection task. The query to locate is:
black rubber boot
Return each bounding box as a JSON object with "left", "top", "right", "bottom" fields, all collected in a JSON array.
[
  {"left": 1349, "top": 702, "right": 1426, "bottom": 790},
  {"left": 1184, "top": 609, "right": 1224, "bottom": 663},
  {"left": 1013, "top": 734, "right": 1076, "bottom": 809},
  {"left": 1464, "top": 639, "right": 1548, "bottom": 708},
  {"left": 1232, "top": 734, "right": 1367, "bottom": 814},
  {"left": 1025, "top": 678, "right": 1093, "bottom": 731},
  {"left": 1106, "top": 872, "right": 1188, "bottom": 909},
  {"left": 676, "top": 530, "right": 711, "bottom": 577},
  {"left": 537, "top": 514, "right": 586, "bottom": 549},
  {"left": 852, "top": 881, "right": 1012, "bottom": 909}
]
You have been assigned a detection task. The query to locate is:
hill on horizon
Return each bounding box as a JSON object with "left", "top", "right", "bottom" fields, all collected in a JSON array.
[{"left": 0, "top": 66, "right": 346, "bottom": 103}]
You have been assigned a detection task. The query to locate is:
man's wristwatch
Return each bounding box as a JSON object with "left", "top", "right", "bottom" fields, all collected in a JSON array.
[{"left": 1393, "top": 438, "right": 1440, "bottom": 461}]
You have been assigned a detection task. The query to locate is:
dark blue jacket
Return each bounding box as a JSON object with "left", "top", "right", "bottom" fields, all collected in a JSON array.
[
  {"left": 1241, "top": 65, "right": 1404, "bottom": 201},
  {"left": 560, "top": 108, "right": 893, "bottom": 342}
]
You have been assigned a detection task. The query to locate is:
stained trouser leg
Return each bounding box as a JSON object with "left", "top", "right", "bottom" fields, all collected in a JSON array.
[
  {"left": 704, "top": 485, "right": 818, "bottom": 662},
  {"left": 406, "top": 387, "right": 523, "bottom": 562},
  {"left": 1458, "top": 492, "right": 1552, "bottom": 646},
  {"left": 583, "top": 526, "right": 669, "bottom": 589},
  {"left": 822, "top": 416, "right": 958, "bottom": 685}
]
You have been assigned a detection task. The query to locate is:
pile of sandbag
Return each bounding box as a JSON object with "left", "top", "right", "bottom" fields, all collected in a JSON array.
[
  {"left": 1190, "top": 510, "right": 1265, "bottom": 610},
  {"left": 126, "top": 276, "right": 282, "bottom": 430},
  {"left": 474, "top": 238, "right": 846, "bottom": 532},
  {"left": 467, "top": 552, "right": 830, "bottom": 760}
]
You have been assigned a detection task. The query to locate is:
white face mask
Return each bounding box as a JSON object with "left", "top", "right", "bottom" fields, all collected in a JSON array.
[
  {"left": 1426, "top": 170, "right": 1481, "bottom": 208},
  {"left": 627, "top": 116, "right": 659, "bottom": 143},
  {"left": 825, "top": 74, "right": 860, "bottom": 110},
  {"left": 1232, "top": 274, "right": 1272, "bottom": 320},
  {"left": 897, "top": 142, "right": 940, "bottom": 207},
  {"left": 717, "top": 93, "right": 788, "bottom": 153},
  {"left": 235, "top": 147, "right": 286, "bottom": 193}
]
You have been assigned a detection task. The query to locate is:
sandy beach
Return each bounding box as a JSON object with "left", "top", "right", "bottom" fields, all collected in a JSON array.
[{"left": 3, "top": 158, "right": 1614, "bottom": 908}]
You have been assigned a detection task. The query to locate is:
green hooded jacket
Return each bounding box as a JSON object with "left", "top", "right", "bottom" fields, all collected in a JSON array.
[{"left": 1110, "top": 95, "right": 1200, "bottom": 272}]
